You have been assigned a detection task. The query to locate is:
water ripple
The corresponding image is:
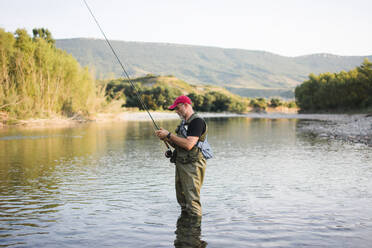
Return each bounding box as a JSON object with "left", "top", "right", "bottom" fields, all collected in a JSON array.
[{"left": 1, "top": 119, "right": 372, "bottom": 247}]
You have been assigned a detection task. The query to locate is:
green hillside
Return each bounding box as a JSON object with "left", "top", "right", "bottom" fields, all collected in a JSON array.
[
  {"left": 105, "top": 74, "right": 245, "bottom": 103},
  {"left": 105, "top": 74, "right": 255, "bottom": 113},
  {"left": 56, "top": 38, "right": 372, "bottom": 98}
]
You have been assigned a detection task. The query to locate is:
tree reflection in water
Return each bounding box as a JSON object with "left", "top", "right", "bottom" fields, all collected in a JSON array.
[{"left": 174, "top": 213, "right": 207, "bottom": 248}]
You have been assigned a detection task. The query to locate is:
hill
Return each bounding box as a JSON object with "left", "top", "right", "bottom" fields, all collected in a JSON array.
[
  {"left": 56, "top": 38, "right": 372, "bottom": 98},
  {"left": 107, "top": 74, "right": 241, "bottom": 98},
  {"left": 105, "top": 74, "right": 260, "bottom": 113}
]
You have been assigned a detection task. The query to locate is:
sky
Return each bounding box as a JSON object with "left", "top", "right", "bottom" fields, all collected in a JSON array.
[{"left": 1, "top": 0, "right": 371, "bottom": 57}]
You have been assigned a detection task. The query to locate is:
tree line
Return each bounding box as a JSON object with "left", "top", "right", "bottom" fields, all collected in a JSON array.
[
  {"left": 295, "top": 59, "right": 372, "bottom": 112},
  {"left": 1, "top": 28, "right": 297, "bottom": 123},
  {"left": 106, "top": 78, "right": 296, "bottom": 113},
  {"left": 0, "top": 28, "right": 99, "bottom": 120}
]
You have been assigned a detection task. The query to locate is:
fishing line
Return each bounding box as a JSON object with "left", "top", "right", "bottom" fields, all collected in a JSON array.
[
  {"left": 83, "top": 0, "right": 160, "bottom": 130},
  {"left": 83, "top": 0, "right": 172, "bottom": 152}
]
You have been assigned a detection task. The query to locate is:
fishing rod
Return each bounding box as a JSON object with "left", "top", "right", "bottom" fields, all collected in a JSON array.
[{"left": 83, "top": 0, "right": 173, "bottom": 158}]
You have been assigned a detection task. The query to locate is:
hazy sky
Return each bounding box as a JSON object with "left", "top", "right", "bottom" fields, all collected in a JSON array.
[{"left": 1, "top": 0, "right": 371, "bottom": 57}]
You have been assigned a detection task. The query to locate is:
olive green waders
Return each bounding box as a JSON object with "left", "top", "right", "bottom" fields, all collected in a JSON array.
[
  {"left": 175, "top": 158, "right": 206, "bottom": 216},
  {"left": 174, "top": 114, "right": 207, "bottom": 216}
]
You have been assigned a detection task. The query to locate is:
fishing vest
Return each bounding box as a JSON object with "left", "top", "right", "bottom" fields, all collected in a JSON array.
[{"left": 175, "top": 113, "right": 213, "bottom": 164}]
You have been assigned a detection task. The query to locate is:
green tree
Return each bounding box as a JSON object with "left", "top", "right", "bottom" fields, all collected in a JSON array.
[
  {"left": 228, "top": 99, "right": 247, "bottom": 113},
  {"left": 0, "top": 28, "right": 97, "bottom": 120},
  {"left": 208, "top": 91, "right": 231, "bottom": 112},
  {"left": 187, "top": 93, "right": 204, "bottom": 110},
  {"left": 32, "top": 28, "right": 55, "bottom": 45},
  {"left": 295, "top": 59, "right": 372, "bottom": 112},
  {"left": 269, "top": 98, "right": 283, "bottom": 107},
  {"left": 250, "top": 97, "right": 267, "bottom": 110}
]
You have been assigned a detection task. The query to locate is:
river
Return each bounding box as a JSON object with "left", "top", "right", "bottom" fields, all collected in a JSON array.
[{"left": 0, "top": 117, "right": 371, "bottom": 247}]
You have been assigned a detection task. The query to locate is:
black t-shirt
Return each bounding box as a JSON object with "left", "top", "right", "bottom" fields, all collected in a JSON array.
[{"left": 186, "top": 118, "right": 206, "bottom": 137}]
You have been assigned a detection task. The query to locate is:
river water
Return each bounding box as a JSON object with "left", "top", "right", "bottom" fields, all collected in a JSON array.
[{"left": 0, "top": 117, "right": 371, "bottom": 247}]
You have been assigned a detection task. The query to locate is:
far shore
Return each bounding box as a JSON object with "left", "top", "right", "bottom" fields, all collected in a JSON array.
[
  {"left": 0, "top": 111, "right": 245, "bottom": 129},
  {"left": 1, "top": 111, "right": 371, "bottom": 146},
  {"left": 0, "top": 111, "right": 243, "bottom": 128}
]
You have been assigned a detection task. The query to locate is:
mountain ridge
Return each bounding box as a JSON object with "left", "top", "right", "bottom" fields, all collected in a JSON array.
[{"left": 56, "top": 38, "right": 372, "bottom": 98}]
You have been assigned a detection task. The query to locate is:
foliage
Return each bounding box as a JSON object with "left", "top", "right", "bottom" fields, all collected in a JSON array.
[
  {"left": 0, "top": 28, "right": 98, "bottom": 120},
  {"left": 269, "top": 98, "right": 283, "bottom": 107},
  {"left": 249, "top": 98, "right": 268, "bottom": 110},
  {"left": 105, "top": 77, "right": 248, "bottom": 113},
  {"left": 105, "top": 75, "right": 298, "bottom": 113},
  {"left": 285, "top": 101, "right": 297, "bottom": 108},
  {"left": 0, "top": 28, "right": 300, "bottom": 122},
  {"left": 32, "top": 28, "right": 55, "bottom": 45},
  {"left": 188, "top": 91, "right": 247, "bottom": 113},
  {"left": 295, "top": 59, "right": 372, "bottom": 112},
  {"left": 106, "top": 78, "right": 182, "bottom": 110}
]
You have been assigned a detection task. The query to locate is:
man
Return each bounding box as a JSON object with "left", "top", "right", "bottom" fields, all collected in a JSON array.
[{"left": 155, "top": 95, "right": 212, "bottom": 217}]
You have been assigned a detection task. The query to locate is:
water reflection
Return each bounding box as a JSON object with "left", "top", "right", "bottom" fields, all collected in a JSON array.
[
  {"left": 174, "top": 213, "right": 207, "bottom": 248},
  {"left": 0, "top": 117, "right": 371, "bottom": 247}
]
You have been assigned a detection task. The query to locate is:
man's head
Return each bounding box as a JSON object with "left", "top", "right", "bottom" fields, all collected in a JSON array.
[{"left": 169, "top": 95, "right": 193, "bottom": 120}]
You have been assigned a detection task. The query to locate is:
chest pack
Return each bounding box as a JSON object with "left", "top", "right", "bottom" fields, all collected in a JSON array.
[{"left": 174, "top": 113, "right": 213, "bottom": 163}]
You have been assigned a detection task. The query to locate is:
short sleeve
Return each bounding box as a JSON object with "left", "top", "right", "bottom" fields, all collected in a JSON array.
[{"left": 187, "top": 118, "right": 206, "bottom": 137}]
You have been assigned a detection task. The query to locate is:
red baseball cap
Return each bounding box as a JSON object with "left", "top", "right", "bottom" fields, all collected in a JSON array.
[{"left": 168, "top": 95, "right": 192, "bottom": 110}]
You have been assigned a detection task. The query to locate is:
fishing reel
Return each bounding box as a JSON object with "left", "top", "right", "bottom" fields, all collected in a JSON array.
[
  {"left": 165, "top": 148, "right": 177, "bottom": 164},
  {"left": 165, "top": 149, "right": 173, "bottom": 158}
]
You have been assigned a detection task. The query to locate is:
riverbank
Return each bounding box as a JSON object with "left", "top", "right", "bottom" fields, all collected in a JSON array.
[
  {"left": 240, "top": 112, "right": 371, "bottom": 146},
  {"left": 294, "top": 114, "right": 372, "bottom": 146},
  {"left": 1, "top": 111, "right": 371, "bottom": 146},
  {"left": 0, "top": 111, "right": 243, "bottom": 129}
]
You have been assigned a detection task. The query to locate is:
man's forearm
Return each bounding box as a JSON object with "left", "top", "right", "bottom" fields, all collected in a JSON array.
[{"left": 168, "top": 133, "right": 197, "bottom": 151}]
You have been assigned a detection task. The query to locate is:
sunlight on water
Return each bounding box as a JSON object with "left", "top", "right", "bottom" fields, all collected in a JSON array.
[{"left": 1, "top": 117, "right": 371, "bottom": 247}]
